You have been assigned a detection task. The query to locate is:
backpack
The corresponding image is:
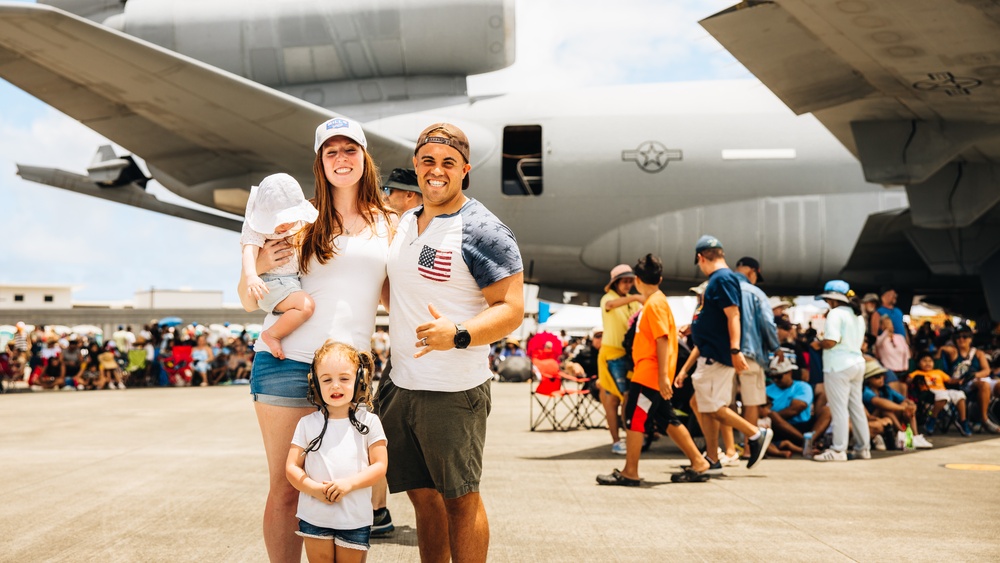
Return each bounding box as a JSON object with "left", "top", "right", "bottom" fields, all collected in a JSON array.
[{"left": 620, "top": 310, "right": 641, "bottom": 371}]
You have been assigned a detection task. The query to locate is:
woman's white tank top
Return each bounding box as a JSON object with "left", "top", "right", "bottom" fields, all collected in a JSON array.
[{"left": 255, "top": 216, "right": 389, "bottom": 363}]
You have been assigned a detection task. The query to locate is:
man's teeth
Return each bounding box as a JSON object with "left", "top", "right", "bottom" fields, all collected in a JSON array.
[{"left": 428, "top": 180, "right": 445, "bottom": 187}]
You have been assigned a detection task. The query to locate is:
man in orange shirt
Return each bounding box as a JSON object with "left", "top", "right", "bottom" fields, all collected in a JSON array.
[{"left": 597, "top": 254, "right": 711, "bottom": 485}]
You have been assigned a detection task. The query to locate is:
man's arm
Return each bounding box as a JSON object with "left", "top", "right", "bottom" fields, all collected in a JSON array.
[
  {"left": 974, "top": 349, "right": 991, "bottom": 379},
  {"left": 414, "top": 273, "right": 524, "bottom": 356},
  {"left": 776, "top": 399, "right": 808, "bottom": 420},
  {"left": 724, "top": 305, "right": 749, "bottom": 372}
]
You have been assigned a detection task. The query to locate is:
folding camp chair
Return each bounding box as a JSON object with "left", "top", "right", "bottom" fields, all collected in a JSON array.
[
  {"left": 126, "top": 349, "right": 148, "bottom": 387},
  {"left": 529, "top": 357, "right": 597, "bottom": 431}
]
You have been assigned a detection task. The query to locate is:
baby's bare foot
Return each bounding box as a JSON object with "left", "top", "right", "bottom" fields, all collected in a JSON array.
[{"left": 261, "top": 331, "right": 284, "bottom": 360}]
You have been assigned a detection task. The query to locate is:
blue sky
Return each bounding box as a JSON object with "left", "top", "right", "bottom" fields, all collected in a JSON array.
[{"left": 0, "top": 0, "right": 748, "bottom": 303}]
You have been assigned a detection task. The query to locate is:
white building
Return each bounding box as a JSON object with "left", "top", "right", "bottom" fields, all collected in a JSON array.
[
  {"left": 0, "top": 283, "right": 75, "bottom": 309},
  {"left": 134, "top": 288, "right": 224, "bottom": 309}
]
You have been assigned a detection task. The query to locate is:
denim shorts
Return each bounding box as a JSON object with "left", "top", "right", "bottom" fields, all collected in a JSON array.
[
  {"left": 606, "top": 355, "right": 631, "bottom": 396},
  {"left": 249, "top": 351, "right": 312, "bottom": 407},
  {"left": 296, "top": 520, "right": 370, "bottom": 551}
]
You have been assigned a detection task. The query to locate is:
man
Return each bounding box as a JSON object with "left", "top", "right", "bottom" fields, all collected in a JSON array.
[
  {"left": 383, "top": 167, "right": 423, "bottom": 213},
  {"left": 765, "top": 357, "right": 814, "bottom": 447},
  {"left": 111, "top": 325, "right": 135, "bottom": 354},
  {"left": 733, "top": 256, "right": 781, "bottom": 439},
  {"left": 379, "top": 122, "right": 524, "bottom": 562},
  {"left": 674, "top": 235, "right": 773, "bottom": 471},
  {"left": 939, "top": 325, "right": 998, "bottom": 434},
  {"left": 870, "top": 287, "right": 909, "bottom": 345},
  {"left": 768, "top": 295, "right": 793, "bottom": 322},
  {"left": 597, "top": 254, "right": 710, "bottom": 485}
]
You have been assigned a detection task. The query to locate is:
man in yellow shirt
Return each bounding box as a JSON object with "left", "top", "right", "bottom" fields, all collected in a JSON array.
[{"left": 597, "top": 254, "right": 710, "bottom": 485}]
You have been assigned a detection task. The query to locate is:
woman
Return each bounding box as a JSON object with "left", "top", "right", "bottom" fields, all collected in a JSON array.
[
  {"left": 238, "top": 117, "right": 393, "bottom": 563},
  {"left": 812, "top": 280, "right": 869, "bottom": 461},
  {"left": 598, "top": 265, "right": 643, "bottom": 455},
  {"left": 191, "top": 334, "right": 214, "bottom": 386}
]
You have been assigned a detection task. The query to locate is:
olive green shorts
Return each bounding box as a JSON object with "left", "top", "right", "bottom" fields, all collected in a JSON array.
[{"left": 374, "top": 362, "right": 492, "bottom": 499}]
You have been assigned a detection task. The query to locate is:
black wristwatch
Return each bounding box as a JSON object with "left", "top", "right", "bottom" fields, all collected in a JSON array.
[
  {"left": 730, "top": 348, "right": 741, "bottom": 355},
  {"left": 454, "top": 324, "right": 472, "bottom": 349}
]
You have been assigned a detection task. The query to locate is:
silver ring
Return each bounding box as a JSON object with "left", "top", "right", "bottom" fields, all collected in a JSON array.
[{"left": 421, "top": 337, "right": 428, "bottom": 346}]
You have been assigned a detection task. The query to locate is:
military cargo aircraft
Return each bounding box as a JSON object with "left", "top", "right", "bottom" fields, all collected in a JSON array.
[{"left": 0, "top": 0, "right": 995, "bottom": 318}]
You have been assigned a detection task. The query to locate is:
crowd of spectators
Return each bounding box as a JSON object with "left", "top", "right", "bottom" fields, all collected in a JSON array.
[
  {"left": 1, "top": 321, "right": 257, "bottom": 392},
  {"left": 494, "top": 281, "right": 1000, "bottom": 465}
]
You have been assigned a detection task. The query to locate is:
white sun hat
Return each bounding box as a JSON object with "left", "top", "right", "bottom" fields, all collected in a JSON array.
[{"left": 245, "top": 173, "right": 318, "bottom": 235}]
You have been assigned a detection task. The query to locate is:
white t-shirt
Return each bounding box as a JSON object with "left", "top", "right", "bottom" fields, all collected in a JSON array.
[
  {"left": 823, "top": 306, "right": 866, "bottom": 373},
  {"left": 254, "top": 217, "right": 389, "bottom": 363},
  {"left": 240, "top": 221, "right": 305, "bottom": 277},
  {"left": 386, "top": 199, "right": 523, "bottom": 392},
  {"left": 291, "top": 409, "right": 387, "bottom": 530}
]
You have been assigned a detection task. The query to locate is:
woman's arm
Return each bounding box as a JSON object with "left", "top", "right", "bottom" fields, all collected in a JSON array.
[
  {"left": 285, "top": 445, "right": 334, "bottom": 504},
  {"left": 379, "top": 278, "right": 391, "bottom": 313},
  {"left": 603, "top": 294, "right": 643, "bottom": 312},
  {"left": 237, "top": 238, "right": 293, "bottom": 312}
]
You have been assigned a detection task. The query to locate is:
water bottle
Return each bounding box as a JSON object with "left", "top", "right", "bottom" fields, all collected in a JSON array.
[
  {"left": 905, "top": 424, "right": 914, "bottom": 451},
  {"left": 802, "top": 432, "right": 813, "bottom": 459}
]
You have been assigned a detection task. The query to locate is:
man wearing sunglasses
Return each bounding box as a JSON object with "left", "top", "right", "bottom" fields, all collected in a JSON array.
[{"left": 382, "top": 168, "right": 423, "bottom": 214}]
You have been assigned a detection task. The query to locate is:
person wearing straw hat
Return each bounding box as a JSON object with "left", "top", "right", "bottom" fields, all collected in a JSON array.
[
  {"left": 238, "top": 116, "right": 395, "bottom": 563},
  {"left": 599, "top": 264, "right": 643, "bottom": 455},
  {"left": 812, "top": 280, "right": 870, "bottom": 461},
  {"left": 241, "top": 172, "right": 320, "bottom": 361}
]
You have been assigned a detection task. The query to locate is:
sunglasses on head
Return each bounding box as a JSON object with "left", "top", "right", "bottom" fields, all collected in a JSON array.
[{"left": 957, "top": 334, "right": 972, "bottom": 339}]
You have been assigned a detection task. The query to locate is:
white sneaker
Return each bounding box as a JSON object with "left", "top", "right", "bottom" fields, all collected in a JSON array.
[
  {"left": 873, "top": 434, "right": 887, "bottom": 451},
  {"left": 852, "top": 448, "right": 871, "bottom": 460},
  {"left": 812, "top": 449, "right": 847, "bottom": 462},
  {"left": 719, "top": 451, "right": 741, "bottom": 467},
  {"left": 611, "top": 439, "right": 627, "bottom": 455},
  {"left": 985, "top": 420, "right": 1000, "bottom": 434},
  {"left": 912, "top": 434, "right": 934, "bottom": 449}
]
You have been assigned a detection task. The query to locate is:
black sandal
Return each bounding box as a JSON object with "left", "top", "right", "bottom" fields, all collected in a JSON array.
[
  {"left": 670, "top": 467, "right": 711, "bottom": 483},
  {"left": 596, "top": 468, "right": 641, "bottom": 487}
]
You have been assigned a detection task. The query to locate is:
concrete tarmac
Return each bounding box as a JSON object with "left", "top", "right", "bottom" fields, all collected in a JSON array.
[{"left": 1, "top": 382, "right": 998, "bottom": 562}]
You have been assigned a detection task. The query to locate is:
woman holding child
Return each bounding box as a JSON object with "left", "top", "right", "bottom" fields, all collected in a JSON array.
[{"left": 238, "top": 117, "right": 393, "bottom": 563}]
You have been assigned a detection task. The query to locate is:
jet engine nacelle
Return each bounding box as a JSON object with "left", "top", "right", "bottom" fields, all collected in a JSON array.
[{"left": 104, "top": 0, "right": 514, "bottom": 88}]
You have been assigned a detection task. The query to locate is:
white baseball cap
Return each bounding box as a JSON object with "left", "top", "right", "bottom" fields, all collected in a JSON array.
[
  {"left": 314, "top": 117, "right": 368, "bottom": 153},
  {"left": 245, "top": 173, "right": 318, "bottom": 235}
]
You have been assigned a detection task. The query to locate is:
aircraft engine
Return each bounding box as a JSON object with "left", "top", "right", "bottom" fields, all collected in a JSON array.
[{"left": 103, "top": 0, "right": 514, "bottom": 88}]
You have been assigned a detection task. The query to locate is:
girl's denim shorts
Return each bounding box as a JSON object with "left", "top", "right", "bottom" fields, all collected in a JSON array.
[
  {"left": 249, "top": 351, "right": 312, "bottom": 408},
  {"left": 296, "top": 520, "right": 370, "bottom": 551}
]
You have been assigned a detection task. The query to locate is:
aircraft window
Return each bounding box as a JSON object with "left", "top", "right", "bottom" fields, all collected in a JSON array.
[
  {"left": 14, "top": 294, "right": 24, "bottom": 302},
  {"left": 502, "top": 125, "right": 543, "bottom": 196},
  {"left": 44, "top": 295, "right": 54, "bottom": 303}
]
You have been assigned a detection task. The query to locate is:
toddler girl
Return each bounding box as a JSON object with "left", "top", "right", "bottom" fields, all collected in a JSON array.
[
  {"left": 241, "top": 172, "right": 318, "bottom": 360},
  {"left": 286, "top": 340, "right": 387, "bottom": 562}
]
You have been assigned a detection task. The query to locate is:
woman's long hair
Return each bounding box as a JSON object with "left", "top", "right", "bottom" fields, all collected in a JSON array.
[
  {"left": 298, "top": 146, "right": 393, "bottom": 275},
  {"left": 301, "top": 340, "right": 375, "bottom": 457}
]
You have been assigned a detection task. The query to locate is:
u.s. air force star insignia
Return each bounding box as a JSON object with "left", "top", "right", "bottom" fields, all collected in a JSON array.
[{"left": 621, "top": 141, "right": 682, "bottom": 173}]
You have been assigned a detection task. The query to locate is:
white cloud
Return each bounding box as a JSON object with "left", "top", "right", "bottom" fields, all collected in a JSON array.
[{"left": 468, "top": 0, "right": 746, "bottom": 95}]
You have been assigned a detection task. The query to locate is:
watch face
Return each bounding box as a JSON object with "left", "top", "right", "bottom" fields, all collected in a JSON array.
[{"left": 455, "top": 328, "right": 472, "bottom": 349}]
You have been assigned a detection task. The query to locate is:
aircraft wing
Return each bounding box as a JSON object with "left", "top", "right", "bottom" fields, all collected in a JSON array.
[
  {"left": 0, "top": 2, "right": 414, "bottom": 213},
  {"left": 701, "top": 1, "right": 1000, "bottom": 187}
]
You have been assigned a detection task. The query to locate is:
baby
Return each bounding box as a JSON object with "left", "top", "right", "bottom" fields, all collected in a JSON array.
[{"left": 241, "top": 173, "right": 318, "bottom": 360}]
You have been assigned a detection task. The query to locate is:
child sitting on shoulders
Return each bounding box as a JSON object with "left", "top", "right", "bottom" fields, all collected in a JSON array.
[
  {"left": 286, "top": 340, "right": 387, "bottom": 562},
  {"left": 241, "top": 173, "right": 318, "bottom": 360},
  {"left": 909, "top": 352, "right": 971, "bottom": 436}
]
